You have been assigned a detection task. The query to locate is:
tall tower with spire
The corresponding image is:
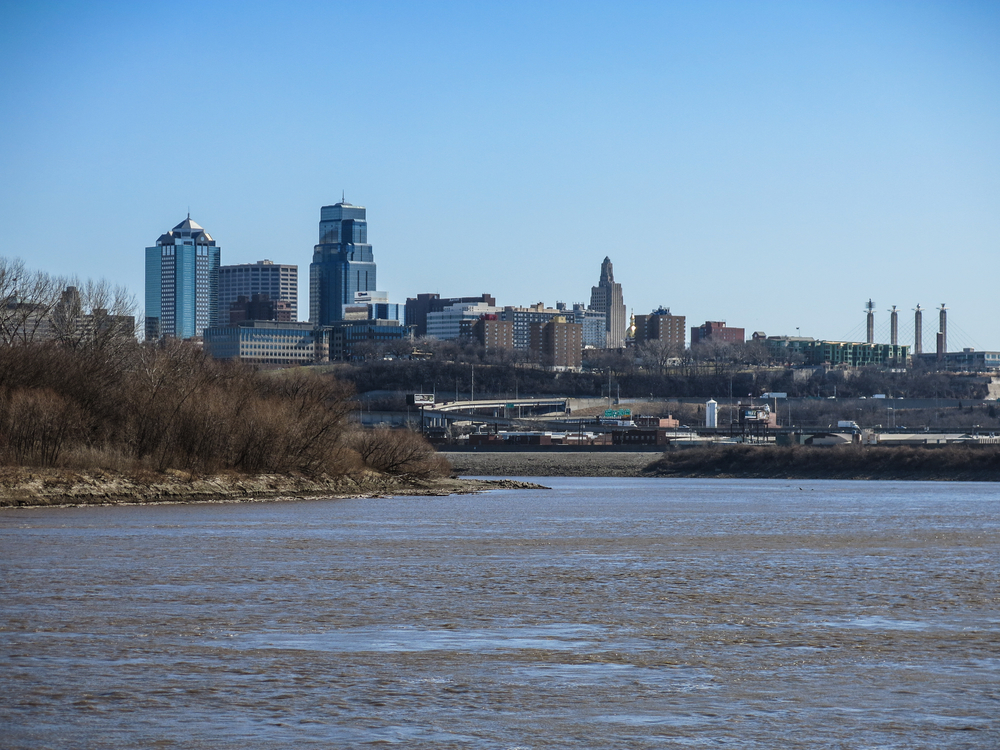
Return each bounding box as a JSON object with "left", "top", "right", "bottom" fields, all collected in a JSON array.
[
  {"left": 309, "top": 200, "right": 376, "bottom": 325},
  {"left": 588, "top": 256, "right": 626, "bottom": 348},
  {"left": 144, "top": 216, "right": 220, "bottom": 340}
]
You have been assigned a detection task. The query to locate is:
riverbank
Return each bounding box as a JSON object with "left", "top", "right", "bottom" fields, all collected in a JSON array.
[
  {"left": 448, "top": 450, "right": 658, "bottom": 477},
  {"left": 648, "top": 444, "right": 1000, "bottom": 481},
  {"left": 0, "top": 467, "right": 546, "bottom": 508},
  {"left": 449, "top": 445, "right": 1000, "bottom": 481}
]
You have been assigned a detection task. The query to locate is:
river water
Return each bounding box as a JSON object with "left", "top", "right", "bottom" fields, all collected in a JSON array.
[{"left": 1, "top": 478, "right": 998, "bottom": 748}]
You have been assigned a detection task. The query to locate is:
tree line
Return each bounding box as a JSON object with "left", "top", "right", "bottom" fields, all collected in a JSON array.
[
  {"left": 0, "top": 341, "right": 447, "bottom": 478},
  {"left": 333, "top": 348, "right": 990, "bottom": 403},
  {"left": 0, "top": 256, "right": 446, "bottom": 478}
]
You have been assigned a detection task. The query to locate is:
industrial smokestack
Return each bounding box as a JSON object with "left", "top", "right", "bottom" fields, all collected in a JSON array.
[
  {"left": 889, "top": 305, "right": 898, "bottom": 346},
  {"left": 936, "top": 331, "right": 945, "bottom": 360},
  {"left": 865, "top": 299, "right": 875, "bottom": 344},
  {"left": 914, "top": 304, "right": 923, "bottom": 355},
  {"left": 939, "top": 304, "right": 947, "bottom": 355}
]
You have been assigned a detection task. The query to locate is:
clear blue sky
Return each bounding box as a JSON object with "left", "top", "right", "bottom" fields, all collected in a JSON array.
[{"left": 2, "top": 0, "right": 997, "bottom": 348}]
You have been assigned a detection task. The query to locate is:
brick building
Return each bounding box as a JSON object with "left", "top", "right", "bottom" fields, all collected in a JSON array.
[
  {"left": 529, "top": 316, "right": 582, "bottom": 370},
  {"left": 462, "top": 314, "right": 514, "bottom": 351},
  {"left": 633, "top": 307, "right": 686, "bottom": 349},
  {"left": 690, "top": 320, "right": 745, "bottom": 346}
]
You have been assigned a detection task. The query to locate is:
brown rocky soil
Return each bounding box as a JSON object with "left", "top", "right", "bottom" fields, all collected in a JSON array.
[
  {"left": 447, "top": 451, "right": 658, "bottom": 477},
  {"left": 448, "top": 445, "right": 1000, "bottom": 482},
  {"left": 0, "top": 467, "right": 547, "bottom": 508}
]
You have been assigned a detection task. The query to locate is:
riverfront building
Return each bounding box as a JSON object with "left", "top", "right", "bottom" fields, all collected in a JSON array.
[
  {"left": 309, "top": 201, "right": 376, "bottom": 326},
  {"left": 914, "top": 349, "right": 1000, "bottom": 372},
  {"left": 765, "top": 336, "right": 909, "bottom": 367},
  {"left": 144, "top": 216, "right": 220, "bottom": 340}
]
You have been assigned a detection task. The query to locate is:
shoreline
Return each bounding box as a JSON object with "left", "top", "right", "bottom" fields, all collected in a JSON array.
[
  {"left": 4, "top": 442, "right": 998, "bottom": 508},
  {"left": 448, "top": 450, "right": 658, "bottom": 478},
  {"left": 448, "top": 446, "right": 1000, "bottom": 482},
  {"left": 0, "top": 468, "right": 546, "bottom": 509}
]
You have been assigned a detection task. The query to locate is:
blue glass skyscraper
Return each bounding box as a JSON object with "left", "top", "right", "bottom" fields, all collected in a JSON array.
[
  {"left": 144, "top": 216, "right": 220, "bottom": 340},
  {"left": 309, "top": 201, "right": 376, "bottom": 325}
]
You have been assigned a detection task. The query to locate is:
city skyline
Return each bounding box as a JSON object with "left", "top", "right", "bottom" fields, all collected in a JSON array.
[{"left": 2, "top": 2, "right": 997, "bottom": 348}]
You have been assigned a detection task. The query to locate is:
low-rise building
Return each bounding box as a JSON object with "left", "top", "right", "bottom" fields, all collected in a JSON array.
[
  {"left": 691, "top": 320, "right": 744, "bottom": 346},
  {"left": 204, "top": 320, "right": 317, "bottom": 366},
  {"left": 765, "top": 336, "right": 909, "bottom": 367},
  {"left": 2, "top": 285, "right": 135, "bottom": 346},
  {"left": 914, "top": 349, "right": 1000, "bottom": 372},
  {"left": 318, "top": 319, "right": 411, "bottom": 361},
  {"left": 346, "top": 291, "right": 404, "bottom": 324}
]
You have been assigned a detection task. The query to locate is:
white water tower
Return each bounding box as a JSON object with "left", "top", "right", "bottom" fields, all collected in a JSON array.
[{"left": 706, "top": 399, "right": 718, "bottom": 428}]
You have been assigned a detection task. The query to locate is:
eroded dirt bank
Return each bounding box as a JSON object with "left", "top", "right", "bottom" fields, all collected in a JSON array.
[
  {"left": 447, "top": 451, "right": 658, "bottom": 477},
  {"left": 448, "top": 445, "right": 1000, "bottom": 482},
  {"left": 0, "top": 467, "right": 546, "bottom": 508}
]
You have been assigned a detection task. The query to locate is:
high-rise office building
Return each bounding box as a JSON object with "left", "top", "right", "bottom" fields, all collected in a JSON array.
[
  {"left": 588, "top": 256, "right": 626, "bottom": 348},
  {"left": 145, "top": 216, "right": 220, "bottom": 340},
  {"left": 219, "top": 260, "right": 298, "bottom": 322},
  {"left": 309, "top": 201, "right": 375, "bottom": 325}
]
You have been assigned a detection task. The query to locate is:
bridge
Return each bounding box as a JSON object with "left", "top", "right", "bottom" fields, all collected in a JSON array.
[{"left": 431, "top": 397, "right": 568, "bottom": 417}]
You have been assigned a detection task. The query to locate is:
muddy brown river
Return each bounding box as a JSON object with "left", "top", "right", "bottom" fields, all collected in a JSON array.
[{"left": 1, "top": 477, "right": 998, "bottom": 748}]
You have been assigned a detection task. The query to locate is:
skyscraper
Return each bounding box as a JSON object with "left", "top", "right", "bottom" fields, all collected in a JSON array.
[
  {"left": 309, "top": 201, "right": 376, "bottom": 325},
  {"left": 219, "top": 260, "right": 298, "bottom": 322},
  {"left": 145, "top": 216, "right": 220, "bottom": 340},
  {"left": 588, "top": 256, "right": 626, "bottom": 348}
]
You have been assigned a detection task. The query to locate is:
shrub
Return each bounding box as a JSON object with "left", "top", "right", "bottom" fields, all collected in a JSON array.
[{"left": 351, "top": 427, "right": 451, "bottom": 478}]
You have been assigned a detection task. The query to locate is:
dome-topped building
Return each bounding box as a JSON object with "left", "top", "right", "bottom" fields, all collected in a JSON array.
[
  {"left": 156, "top": 216, "right": 217, "bottom": 247},
  {"left": 144, "top": 215, "right": 221, "bottom": 340}
]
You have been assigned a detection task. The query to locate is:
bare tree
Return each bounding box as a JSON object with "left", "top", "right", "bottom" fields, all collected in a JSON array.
[
  {"left": 0, "top": 257, "right": 63, "bottom": 345},
  {"left": 351, "top": 426, "right": 450, "bottom": 477},
  {"left": 638, "top": 338, "right": 681, "bottom": 376},
  {"left": 0, "top": 258, "right": 137, "bottom": 351}
]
